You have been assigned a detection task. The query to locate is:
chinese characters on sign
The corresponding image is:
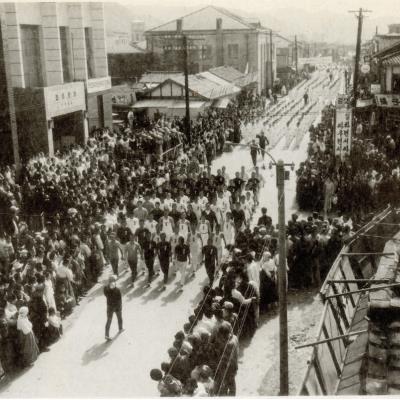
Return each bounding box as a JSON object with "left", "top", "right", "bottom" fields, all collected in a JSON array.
[
  {"left": 335, "top": 108, "right": 352, "bottom": 160},
  {"left": 44, "top": 82, "right": 85, "bottom": 119},
  {"left": 375, "top": 94, "right": 400, "bottom": 108},
  {"left": 335, "top": 94, "right": 350, "bottom": 109}
]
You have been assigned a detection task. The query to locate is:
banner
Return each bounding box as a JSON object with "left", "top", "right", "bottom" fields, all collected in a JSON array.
[
  {"left": 335, "top": 108, "right": 352, "bottom": 160},
  {"left": 356, "top": 98, "right": 374, "bottom": 108},
  {"left": 375, "top": 94, "right": 400, "bottom": 108},
  {"left": 370, "top": 84, "right": 381, "bottom": 94},
  {"left": 336, "top": 94, "right": 350, "bottom": 109}
]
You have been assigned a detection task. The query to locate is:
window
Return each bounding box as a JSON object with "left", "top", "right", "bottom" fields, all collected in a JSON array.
[
  {"left": 20, "top": 25, "right": 43, "bottom": 87},
  {"left": 59, "top": 27, "right": 71, "bottom": 83},
  {"left": 84, "top": 27, "right": 95, "bottom": 79},
  {"left": 201, "top": 45, "right": 212, "bottom": 60},
  {"left": 228, "top": 44, "right": 239, "bottom": 59}
]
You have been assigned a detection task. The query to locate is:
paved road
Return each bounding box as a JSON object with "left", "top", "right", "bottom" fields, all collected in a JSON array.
[{"left": 0, "top": 69, "right": 344, "bottom": 397}]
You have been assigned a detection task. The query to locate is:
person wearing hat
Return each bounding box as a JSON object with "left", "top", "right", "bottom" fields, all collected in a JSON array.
[{"left": 104, "top": 275, "right": 124, "bottom": 341}]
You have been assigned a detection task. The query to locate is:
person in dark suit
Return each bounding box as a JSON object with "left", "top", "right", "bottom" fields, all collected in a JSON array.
[{"left": 104, "top": 275, "right": 123, "bottom": 341}]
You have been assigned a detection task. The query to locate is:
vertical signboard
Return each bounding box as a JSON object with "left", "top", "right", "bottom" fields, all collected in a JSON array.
[{"left": 335, "top": 107, "right": 352, "bottom": 160}]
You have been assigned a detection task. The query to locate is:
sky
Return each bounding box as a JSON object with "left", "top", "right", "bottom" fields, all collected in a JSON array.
[{"left": 113, "top": 0, "right": 400, "bottom": 44}]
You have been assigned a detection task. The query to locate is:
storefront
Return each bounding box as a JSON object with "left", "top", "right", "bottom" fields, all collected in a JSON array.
[
  {"left": 44, "top": 82, "right": 87, "bottom": 154},
  {"left": 85, "top": 76, "right": 113, "bottom": 131},
  {"left": 14, "top": 82, "right": 87, "bottom": 159}
]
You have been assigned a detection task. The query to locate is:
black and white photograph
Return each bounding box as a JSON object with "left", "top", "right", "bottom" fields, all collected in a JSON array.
[{"left": 0, "top": 0, "right": 397, "bottom": 397}]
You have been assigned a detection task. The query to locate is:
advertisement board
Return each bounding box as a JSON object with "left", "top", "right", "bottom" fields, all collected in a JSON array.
[
  {"left": 335, "top": 108, "right": 352, "bottom": 160},
  {"left": 375, "top": 94, "right": 400, "bottom": 108},
  {"left": 86, "top": 77, "right": 112, "bottom": 94},
  {"left": 44, "top": 82, "right": 85, "bottom": 119}
]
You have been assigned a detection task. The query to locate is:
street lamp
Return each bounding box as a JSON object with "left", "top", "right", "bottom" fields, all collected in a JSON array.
[{"left": 226, "top": 142, "right": 293, "bottom": 394}]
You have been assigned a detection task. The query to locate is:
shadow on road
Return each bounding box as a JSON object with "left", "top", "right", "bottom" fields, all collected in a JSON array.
[{"left": 81, "top": 336, "right": 119, "bottom": 366}]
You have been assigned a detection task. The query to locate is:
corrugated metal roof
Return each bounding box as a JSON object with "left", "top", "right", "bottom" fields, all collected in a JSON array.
[
  {"left": 170, "top": 75, "right": 240, "bottom": 100},
  {"left": 382, "top": 55, "right": 400, "bottom": 66},
  {"left": 208, "top": 66, "right": 245, "bottom": 83}
]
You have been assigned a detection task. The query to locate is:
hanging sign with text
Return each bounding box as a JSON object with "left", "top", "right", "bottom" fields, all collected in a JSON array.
[
  {"left": 375, "top": 94, "right": 400, "bottom": 108},
  {"left": 335, "top": 108, "right": 352, "bottom": 160}
]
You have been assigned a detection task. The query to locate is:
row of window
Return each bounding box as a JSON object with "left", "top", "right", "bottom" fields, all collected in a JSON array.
[
  {"left": 19, "top": 24, "right": 96, "bottom": 88},
  {"left": 161, "top": 43, "right": 240, "bottom": 60}
]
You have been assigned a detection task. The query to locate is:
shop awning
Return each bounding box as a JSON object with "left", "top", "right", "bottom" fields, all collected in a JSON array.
[
  {"left": 382, "top": 55, "right": 400, "bottom": 66},
  {"left": 212, "top": 98, "right": 231, "bottom": 109},
  {"left": 132, "top": 99, "right": 175, "bottom": 109},
  {"left": 132, "top": 99, "right": 206, "bottom": 110},
  {"left": 171, "top": 100, "right": 206, "bottom": 109}
]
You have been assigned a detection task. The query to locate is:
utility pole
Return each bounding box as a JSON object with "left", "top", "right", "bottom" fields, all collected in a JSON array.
[
  {"left": 349, "top": 8, "right": 372, "bottom": 105},
  {"left": 269, "top": 29, "right": 274, "bottom": 90},
  {"left": 182, "top": 35, "right": 191, "bottom": 146},
  {"left": 294, "top": 35, "right": 298, "bottom": 75},
  {"left": 276, "top": 159, "right": 288, "bottom": 395}
]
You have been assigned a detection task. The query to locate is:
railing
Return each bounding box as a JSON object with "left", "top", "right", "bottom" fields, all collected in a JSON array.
[{"left": 299, "top": 206, "right": 400, "bottom": 395}]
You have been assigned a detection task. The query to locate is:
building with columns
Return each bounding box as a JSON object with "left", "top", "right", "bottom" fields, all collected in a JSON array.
[
  {"left": 0, "top": 2, "right": 112, "bottom": 160},
  {"left": 145, "top": 6, "right": 275, "bottom": 95}
]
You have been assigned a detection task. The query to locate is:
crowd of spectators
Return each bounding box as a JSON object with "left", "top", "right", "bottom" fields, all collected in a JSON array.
[
  {"left": 0, "top": 89, "right": 267, "bottom": 379},
  {"left": 296, "top": 103, "right": 400, "bottom": 224}
]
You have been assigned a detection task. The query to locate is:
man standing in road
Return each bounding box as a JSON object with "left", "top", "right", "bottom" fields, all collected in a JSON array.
[
  {"left": 249, "top": 140, "right": 260, "bottom": 168},
  {"left": 104, "top": 275, "right": 123, "bottom": 341},
  {"left": 125, "top": 234, "right": 143, "bottom": 287},
  {"left": 175, "top": 236, "right": 191, "bottom": 292},
  {"left": 256, "top": 130, "right": 269, "bottom": 161},
  {"left": 202, "top": 237, "right": 218, "bottom": 286},
  {"left": 157, "top": 232, "right": 171, "bottom": 291}
]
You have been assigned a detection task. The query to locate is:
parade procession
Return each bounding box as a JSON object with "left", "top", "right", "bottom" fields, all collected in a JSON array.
[{"left": 0, "top": 0, "right": 399, "bottom": 398}]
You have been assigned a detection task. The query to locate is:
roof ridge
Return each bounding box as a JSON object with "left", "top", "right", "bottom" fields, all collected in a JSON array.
[
  {"left": 146, "top": 5, "right": 213, "bottom": 33},
  {"left": 145, "top": 4, "right": 255, "bottom": 33}
]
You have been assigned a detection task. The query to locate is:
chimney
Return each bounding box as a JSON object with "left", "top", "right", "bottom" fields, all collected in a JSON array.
[
  {"left": 376, "top": 26, "right": 378, "bottom": 35},
  {"left": 176, "top": 18, "right": 183, "bottom": 33},
  {"left": 216, "top": 18, "right": 224, "bottom": 66}
]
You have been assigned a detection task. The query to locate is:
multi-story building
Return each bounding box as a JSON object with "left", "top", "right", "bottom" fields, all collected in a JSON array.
[
  {"left": 0, "top": 2, "right": 112, "bottom": 160},
  {"left": 145, "top": 5, "right": 276, "bottom": 94}
]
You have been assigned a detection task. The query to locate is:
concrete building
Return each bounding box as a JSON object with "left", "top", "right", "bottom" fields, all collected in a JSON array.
[
  {"left": 144, "top": 5, "right": 275, "bottom": 94},
  {"left": 0, "top": 2, "right": 112, "bottom": 160},
  {"left": 372, "top": 24, "right": 400, "bottom": 54}
]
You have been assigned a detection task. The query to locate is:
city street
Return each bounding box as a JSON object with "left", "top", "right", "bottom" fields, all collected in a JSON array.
[{"left": 0, "top": 69, "right": 343, "bottom": 397}]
